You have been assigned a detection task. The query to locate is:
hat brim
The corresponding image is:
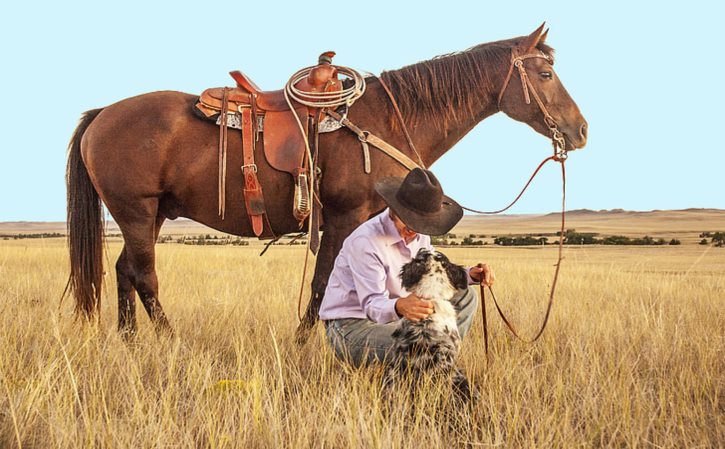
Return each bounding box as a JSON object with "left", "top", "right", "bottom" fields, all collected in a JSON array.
[{"left": 375, "top": 176, "right": 463, "bottom": 236}]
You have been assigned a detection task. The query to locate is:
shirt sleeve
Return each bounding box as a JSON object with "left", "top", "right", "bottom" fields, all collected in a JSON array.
[{"left": 347, "top": 236, "right": 400, "bottom": 324}]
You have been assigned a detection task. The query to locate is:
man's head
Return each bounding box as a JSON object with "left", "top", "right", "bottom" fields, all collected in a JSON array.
[
  {"left": 375, "top": 168, "right": 463, "bottom": 236},
  {"left": 389, "top": 209, "right": 418, "bottom": 243}
]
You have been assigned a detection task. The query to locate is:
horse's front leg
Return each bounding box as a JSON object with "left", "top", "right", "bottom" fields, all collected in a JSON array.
[{"left": 295, "top": 210, "right": 369, "bottom": 345}]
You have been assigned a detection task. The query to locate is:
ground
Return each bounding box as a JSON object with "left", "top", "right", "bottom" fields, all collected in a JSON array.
[{"left": 0, "top": 211, "right": 723, "bottom": 448}]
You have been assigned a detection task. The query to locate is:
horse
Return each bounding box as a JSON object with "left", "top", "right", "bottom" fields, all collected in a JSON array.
[{"left": 65, "top": 24, "right": 587, "bottom": 342}]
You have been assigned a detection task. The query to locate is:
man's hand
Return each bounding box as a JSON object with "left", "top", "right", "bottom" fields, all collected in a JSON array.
[
  {"left": 395, "top": 293, "right": 434, "bottom": 322},
  {"left": 469, "top": 263, "right": 495, "bottom": 287}
]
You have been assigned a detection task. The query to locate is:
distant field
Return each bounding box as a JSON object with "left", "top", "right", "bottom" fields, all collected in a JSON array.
[
  {"left": 0, "top": 212, "right": 723, "bottom": 447},
  {"left": 2, "top": 208, "right": 725, "bottom": 246}
]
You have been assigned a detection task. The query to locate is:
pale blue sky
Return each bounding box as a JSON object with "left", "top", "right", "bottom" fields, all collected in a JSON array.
[{"left": 0, "top": 1, "right": 721, "bottom": 221}]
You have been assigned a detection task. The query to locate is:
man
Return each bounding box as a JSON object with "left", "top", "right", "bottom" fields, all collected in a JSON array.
[{"left": 319, "top": 168, "right": 494, "bottom": 367}]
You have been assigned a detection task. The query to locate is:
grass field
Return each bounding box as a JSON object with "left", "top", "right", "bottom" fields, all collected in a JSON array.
[{"left": 0, "top": 230, "right": 723, "bottom": 447}]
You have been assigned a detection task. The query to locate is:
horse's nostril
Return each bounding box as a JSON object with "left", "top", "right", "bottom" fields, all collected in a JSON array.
[{"left": 579, "top": 123, "right": 588, "bottom": 140}]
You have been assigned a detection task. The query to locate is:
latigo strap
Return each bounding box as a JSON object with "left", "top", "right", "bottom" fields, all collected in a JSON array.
[{"left": 240, "top": 106, "right": 266, "bottom": 236}]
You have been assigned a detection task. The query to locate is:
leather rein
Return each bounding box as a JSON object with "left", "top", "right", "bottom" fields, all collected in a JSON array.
[{"left": 378, "top": 49, "right": 570, "bottom": 358}]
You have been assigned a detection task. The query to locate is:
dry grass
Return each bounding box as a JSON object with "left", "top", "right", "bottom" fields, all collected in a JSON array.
[{"left": 0, "top": 238, "right": 723, "bottom": 448}]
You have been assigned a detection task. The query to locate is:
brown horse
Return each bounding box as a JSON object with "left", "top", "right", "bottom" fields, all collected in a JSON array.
[{"left": 65, "top": 24, "right": 587, "bottom": 341}]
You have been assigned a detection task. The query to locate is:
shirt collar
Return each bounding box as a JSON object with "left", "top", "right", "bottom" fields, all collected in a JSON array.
[{"left": 379, "top": 208, "right": 420, "bottom": 247}]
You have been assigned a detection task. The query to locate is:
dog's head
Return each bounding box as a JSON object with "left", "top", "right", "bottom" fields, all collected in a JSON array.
[{"left": 400, "top": 248, "right": 468, "bottom": 300}]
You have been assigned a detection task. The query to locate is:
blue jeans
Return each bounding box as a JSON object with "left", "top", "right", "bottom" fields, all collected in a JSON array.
[{"left": 324, "top": 286, "right": 479, "bottom": 367}]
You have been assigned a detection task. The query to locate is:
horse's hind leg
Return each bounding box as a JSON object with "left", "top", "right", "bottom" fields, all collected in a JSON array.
[
  {"left": 115, "top": 205, "right": 171, "bottom": 335},
  {"left": 116, "top": 247, "right": 137, "bottom": 337},
  {"left": 116, "top": 213, "right": 168, "bottom": 336}
]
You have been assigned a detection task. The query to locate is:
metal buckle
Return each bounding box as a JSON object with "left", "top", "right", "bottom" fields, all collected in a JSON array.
[{"left": 242, "top": 163, "right": 258, "bottom": 173}]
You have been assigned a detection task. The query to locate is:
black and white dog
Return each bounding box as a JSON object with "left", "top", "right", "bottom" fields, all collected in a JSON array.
[{"left": 385, "top": 248, "right": 474, "bottom": 399}]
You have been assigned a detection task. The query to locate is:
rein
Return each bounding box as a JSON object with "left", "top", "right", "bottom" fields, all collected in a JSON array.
[
  {"left": 378, "top": 49, "right": 570, "bottom": 354},
  {"left": 479, "top": 49, "right": 569, "bottom": 357},
  {"left": 479, "top": 157, "right": 566, "bottom": 360}
]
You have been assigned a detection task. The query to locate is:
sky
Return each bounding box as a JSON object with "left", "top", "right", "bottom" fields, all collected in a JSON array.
[{"left": 0, "top": 1, "right": 722, "bottom": 221}]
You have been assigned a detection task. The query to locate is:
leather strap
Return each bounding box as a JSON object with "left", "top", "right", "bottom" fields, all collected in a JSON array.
[
  {"left": 240, "top": 104, "right": 266, "bottom": 236},
  {"left": 377, "top": 77, "right": 426, "bottom": 168},
  {"left": 325, "top": 110, "right": 420, "bottom": 172},
  {"left": 497, "top": 51, "right": 567, "bottom": 153},
  {"left": 218, "top": 88, "right": 229, "bottom": 219},
  {"left": 479, "top": 159, "right": 566, "bottom": 360}
]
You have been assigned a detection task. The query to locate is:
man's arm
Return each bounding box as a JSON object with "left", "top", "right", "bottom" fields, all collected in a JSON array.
[{"left": 347, "top": 236, "right": 400, "bottom": 324}]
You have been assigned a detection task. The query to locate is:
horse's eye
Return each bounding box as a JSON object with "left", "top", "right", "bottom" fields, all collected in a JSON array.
[{"left": 539, "top": 71, "right": 553, "bottom": 80}]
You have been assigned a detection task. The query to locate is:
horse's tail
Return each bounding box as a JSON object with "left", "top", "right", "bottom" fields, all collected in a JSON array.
[{"left": 63, "top": 108, "right": 105, "bottom": 320}]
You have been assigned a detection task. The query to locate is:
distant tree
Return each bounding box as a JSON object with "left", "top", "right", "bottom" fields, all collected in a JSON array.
[
  {"left": 669, "top": 239, "right": 681, "bottom": 245},
  {"left": 564, "top": 229, "right": 598, "bottom": 245},
  {"left": 712, "top": 232, "right": 725, "bottom": 247},
  {"left": 602, "top": 235, "right": 631, "bottom": 245},
  {"left": 699, "top": 238, "right": 709, "bottom": 245},
  {"left": 431, "top": 236, "right": 449, "bottom": 245}
]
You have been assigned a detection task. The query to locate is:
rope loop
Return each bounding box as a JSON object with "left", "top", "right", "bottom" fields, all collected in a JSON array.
[{"left": 285, "top": 66, "right": 366, "bottom": 109}]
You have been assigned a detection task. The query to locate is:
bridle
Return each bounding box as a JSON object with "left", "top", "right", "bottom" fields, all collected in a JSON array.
[{"left": 497, "top": 50, "right": 567, "bottom": 159}]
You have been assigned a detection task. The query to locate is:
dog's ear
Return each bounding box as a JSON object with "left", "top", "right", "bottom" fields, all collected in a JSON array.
[
  {"left": 414, "top": 248, "right": 431, "bottom": 261},
  {"left": 400, "top": 258, "right": 428, "bottom": 290},
  {"left": 446, "top": 262, "right": 469, "bottom": 291}
]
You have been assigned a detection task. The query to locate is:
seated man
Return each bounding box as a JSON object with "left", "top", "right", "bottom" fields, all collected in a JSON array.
[{"left": 319, "top": 168, "right": 494, "bottom": 367}]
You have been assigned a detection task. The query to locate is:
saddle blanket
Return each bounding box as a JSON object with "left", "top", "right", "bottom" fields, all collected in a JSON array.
[{"left": 193, "top": 100, "right": 345, "bottom": 134}]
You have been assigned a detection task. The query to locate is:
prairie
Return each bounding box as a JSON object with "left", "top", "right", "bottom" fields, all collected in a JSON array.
[{"left": 0, "top": 213, "right": 723, "bottom": 448}]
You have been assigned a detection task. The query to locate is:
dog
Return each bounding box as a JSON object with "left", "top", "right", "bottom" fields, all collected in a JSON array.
[{"left": 384, "top": 248, "right": 475, "bottom": 400}]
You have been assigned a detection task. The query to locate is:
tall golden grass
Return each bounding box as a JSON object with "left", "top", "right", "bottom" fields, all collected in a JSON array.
[{"left": 0, "top": 238, "right": 722, "bottom": 448}]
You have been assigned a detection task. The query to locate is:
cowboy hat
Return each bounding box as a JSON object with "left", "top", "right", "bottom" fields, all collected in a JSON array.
[{"left": 374, "top": 168, "right": 463, "bottom": 236}]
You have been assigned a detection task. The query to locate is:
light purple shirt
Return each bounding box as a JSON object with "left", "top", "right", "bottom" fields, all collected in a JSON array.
[{"left": 319, "top": 209, "right": 474, "bottom": 324}]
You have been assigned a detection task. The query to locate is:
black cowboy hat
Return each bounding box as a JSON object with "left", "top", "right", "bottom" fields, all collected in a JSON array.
[{"left": 374, "top": 168, "right": 463, "bottom": 236}]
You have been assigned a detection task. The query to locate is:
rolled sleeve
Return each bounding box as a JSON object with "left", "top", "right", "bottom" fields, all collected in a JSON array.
[
  {"left": 465, "top": 267, "right": 478, "bottom": 285},
  {"left": 348, "top": 236, "right": 401, "bottom": 324}
]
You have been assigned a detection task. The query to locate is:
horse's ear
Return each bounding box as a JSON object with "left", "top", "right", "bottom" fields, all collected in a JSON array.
[
  {"left": 520, "top": 22, "right": 546, "bottom": 53},
  {"left": 539, "top": 28, "right": 549, "bottom": 45}
]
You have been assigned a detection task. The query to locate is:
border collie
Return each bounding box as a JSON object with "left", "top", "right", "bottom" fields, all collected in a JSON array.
[{"left": 385, "top": 248, "right": 474, "bottom": 400}]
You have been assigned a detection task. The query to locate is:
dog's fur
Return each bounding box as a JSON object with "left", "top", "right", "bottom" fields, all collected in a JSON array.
[{"left": 384, "top": 248, "right": 474, "bottom": 399}]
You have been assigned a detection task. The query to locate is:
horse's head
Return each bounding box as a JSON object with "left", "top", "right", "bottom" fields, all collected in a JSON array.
[{"left": 498, "top": 24, "right": 588, "bottom": 151}]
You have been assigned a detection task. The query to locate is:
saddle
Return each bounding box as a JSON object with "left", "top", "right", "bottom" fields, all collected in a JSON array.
[{"left": 194, "top": 52, "right": 342, "bottom": 240}]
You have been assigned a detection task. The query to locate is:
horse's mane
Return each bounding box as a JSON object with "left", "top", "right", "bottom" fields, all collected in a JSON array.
[{"left": 380, "top": 37, "right": 554, "bottom": 130}]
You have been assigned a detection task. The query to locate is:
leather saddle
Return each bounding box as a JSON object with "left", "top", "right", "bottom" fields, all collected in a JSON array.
[
  {"left": 194, "top": 52, "right": 342, "bottom": 238},
  {"left": 196, "top": 51, "right": 341, "bottom": 176}
]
